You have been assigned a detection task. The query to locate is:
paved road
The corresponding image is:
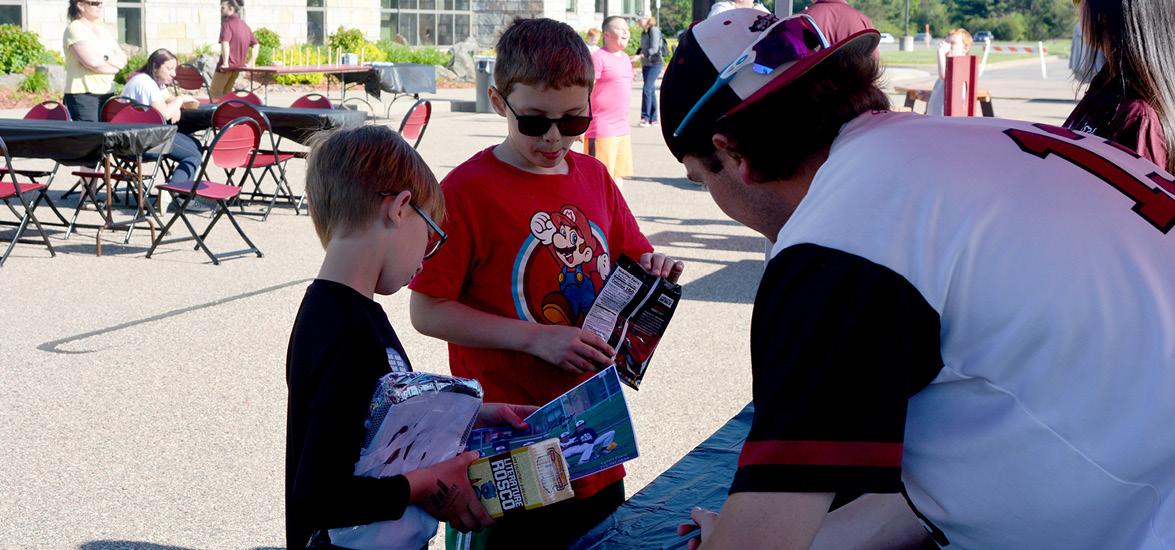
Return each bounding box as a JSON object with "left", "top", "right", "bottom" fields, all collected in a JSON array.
[{"left": 0, "top": 64, "right": 1087, "bottom": 549}]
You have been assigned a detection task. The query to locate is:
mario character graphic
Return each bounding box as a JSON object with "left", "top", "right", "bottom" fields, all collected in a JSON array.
[{"left": 529, "top": 205, "right": 611, "bottom": 326}]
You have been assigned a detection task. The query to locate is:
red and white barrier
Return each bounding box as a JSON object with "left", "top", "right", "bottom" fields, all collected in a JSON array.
[{"left": 978, "top": 39, "right": 1050, "bottom": 79}]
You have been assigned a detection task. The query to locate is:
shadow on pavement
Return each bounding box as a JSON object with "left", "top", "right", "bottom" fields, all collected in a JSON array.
[
  {"left": 631, "top": 176, "right": 706, "bottom": 192},
  {"left": 645, "top": 230, "right": 764, "bottom": 253},
  {"left": 79, "top": 542, "right": 198, "bottom": 550},
  {"left": 637, "top": 215, "right": 743, "bottom": 228},
  {"left": 678, "top": 257, "right": 762, "bottom": 305}
]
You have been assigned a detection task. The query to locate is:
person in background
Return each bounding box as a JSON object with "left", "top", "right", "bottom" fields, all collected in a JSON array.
[
  {"left": 63, "top": 0, "right": 127, "bottom": 122},
  {"left": 120, "top": 49, "right": 205, "bottom": 186},
  {"left": 585, "top": 16, "right": 637, "bottom": 190},
  {"left": 585, "top": 27, "right": 602, "bottom": 53},
  {"left": 1065, "top": 0, "right": 1173, "bottom": 171},
  {"left": 927, "top": 28, "right": 972, "bottom": 116},
  {"left": 211, "top": 0, "right": 258, "bottom": 101},
  {"left": 800, "top": 0, "right": 875, "bottom": 47},
  {"left": 637, "top": 15, "right": 665, "bottom": 127},
  {"left": 708, "top": 0, "right": 768, "bottom": 17}
]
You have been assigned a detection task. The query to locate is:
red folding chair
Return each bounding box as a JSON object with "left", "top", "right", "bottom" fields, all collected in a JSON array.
[
  {"left": 290, "top": 93, "right": 332, "bottom": 110},
  {"left": 944, "top": 55, "right": 979, "bottom": 117},
  {"left": 0, "top": 136, "right": 57, "bottom": 266},
  {"left": 212, "top": 100, "right": 297, "bottom": 220},
  {"left": 1, "top": 101, "right": 73, "bottom": 220},
  {"left": 146, "top": 116, "right": 263, "bottom": 265},
  {"left": 219, "top": 89, "right": 263, "bottom": 106},
  {"left": 173, "top": 64, "right": 212, "bottom": 102},
  {"left": 399, "top": 99, "right": 432, "bottom": 149},
  {"left": 66, "top": 100, "right": 170, "bottom": 240}
]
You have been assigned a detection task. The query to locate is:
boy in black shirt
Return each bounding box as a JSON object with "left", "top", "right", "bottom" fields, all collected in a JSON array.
[{"left": 286, "top": 126, "right": 535, "bottom": 549}]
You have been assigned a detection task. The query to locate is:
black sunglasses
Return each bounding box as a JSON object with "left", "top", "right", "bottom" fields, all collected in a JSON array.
[
  {"left": 497, "top": 89, "right": 593, "bottom": 137},
  {"left": 378, "top": 192, "right": 447, "bottom": 259}
]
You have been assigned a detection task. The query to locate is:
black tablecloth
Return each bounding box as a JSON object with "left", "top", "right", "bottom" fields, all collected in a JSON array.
[
  {"left": 362, "top": 63, "right": 437, "bottom": 99},
  {"left": 0, "top": 119, "right": 177, "bottom": 163},
  {"left": 571, "top": 403, "right": 752, "bottom": 550},
  {"left": 178, "top": 105, "right": 367, "bottom": 145}
]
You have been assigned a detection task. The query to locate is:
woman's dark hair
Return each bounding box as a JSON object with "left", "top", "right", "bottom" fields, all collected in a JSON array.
[
  {"left": 222, "top": 0, "right": 241, "bottom": 12},
  {"left": 136, "top": 48, "right": 178, "bottom": 82},
  {"left": 698, "top": 50, "right": 890, "bottom": 181},
  {"left": 68, "top": 0, "right": 82, "bottom": 20},
  {"left": 1081, "top": 0, "right": 1175, "bottom": 170}
]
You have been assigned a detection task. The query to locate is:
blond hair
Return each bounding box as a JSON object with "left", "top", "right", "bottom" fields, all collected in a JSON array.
[
  {"left": 304, "top": 125, "right": 444, "bottom": 247},
  {"left": 948, "top": 28, "right": 973, "bottom": 51}
]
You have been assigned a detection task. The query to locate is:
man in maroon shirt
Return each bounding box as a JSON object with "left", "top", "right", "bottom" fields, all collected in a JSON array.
[
  {"left": 211, "top": 0, "right": 258, "bottom": 100},
  {"left": 801, "top": 0, "right": 875, "bottom": 48}
]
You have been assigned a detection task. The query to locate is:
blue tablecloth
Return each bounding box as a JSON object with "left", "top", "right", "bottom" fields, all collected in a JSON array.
[{"left": 571, "top": 403, "right": 753, "bottom": 550}]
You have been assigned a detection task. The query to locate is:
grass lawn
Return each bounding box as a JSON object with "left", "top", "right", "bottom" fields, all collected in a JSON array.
[{"left": 880, "top": 38, "right": 1072, "bottom": 66}]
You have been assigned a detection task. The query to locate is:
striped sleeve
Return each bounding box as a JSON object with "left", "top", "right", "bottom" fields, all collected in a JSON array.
[{"left": 731, "top": 244, "right": 943, "bottom": 496}]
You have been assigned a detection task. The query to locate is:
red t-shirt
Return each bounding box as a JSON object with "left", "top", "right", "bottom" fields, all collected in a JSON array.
[
  {"left": 1065, "top": 81, "right": 1169, "bottom": 171},
  {"left": 409, "top": 147, "right": 653, "bottom": 497},
  {"left": 218, "top": 14, "right": 257, "bottom": 71}
]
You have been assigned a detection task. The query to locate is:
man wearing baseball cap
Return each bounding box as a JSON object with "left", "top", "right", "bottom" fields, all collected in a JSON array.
[{"left": 663, "top": 10, "right": 1175, "bottom": 549}]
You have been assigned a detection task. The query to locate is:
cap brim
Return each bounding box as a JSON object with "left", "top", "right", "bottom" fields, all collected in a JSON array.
[{"left": 726, "top": 29, "right": 881, "bottom": 117}]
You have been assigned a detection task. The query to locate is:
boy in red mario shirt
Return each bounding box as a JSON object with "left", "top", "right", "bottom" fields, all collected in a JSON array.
[{"left": 409, "top": 17, "right": 683, "bottom": 549}]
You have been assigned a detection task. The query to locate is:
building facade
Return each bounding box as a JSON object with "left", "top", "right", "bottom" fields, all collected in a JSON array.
[{"left": 8, "top": 0, "right": 652, "bottom": 57}]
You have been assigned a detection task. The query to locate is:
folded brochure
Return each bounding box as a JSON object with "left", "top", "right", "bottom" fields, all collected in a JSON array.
[
  {"left": 466, "top": 366, "right": 638, "bottom": 483},
  {"left": 581, "top": 255, "right": 682, "bottom": 390}
]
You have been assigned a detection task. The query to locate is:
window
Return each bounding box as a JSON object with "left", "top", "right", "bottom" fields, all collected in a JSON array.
[
  {"left": 0, "top": 1, "right": 22, "bottom": 27},
  {"left": 595, "top": 0, "right": 605, "bottom": 14},
  {"left": 622, "top": 0, "right": 639, "bottom": 15},
  {"left": 307, "top": 0, "right": 325, "bottom": 45},
  {"left": 380, "top": 0, "right": 470, "bottom": 46},
  {"left": 565, "top": 0, "right": 575, "bottom": 12},
  {"left": 116, "top": 1, "right": 142, "bottom": 47}
]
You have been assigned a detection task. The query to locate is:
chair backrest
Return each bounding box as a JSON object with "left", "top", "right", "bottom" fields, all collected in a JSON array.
[
  {"left": 25, "top": 100, "right": 71, "bottom": 121},
  {"left": 100, "top": 96, "right": 142, "bottom": 122},
  {"left": 207, "top": 116, "right": 261, "bottom": 170},
  {"left": 174, "top": 64, "right": 209, "bottom": 94},
  {"left": 109, "top": 103, "right": 166, "bottom": 125},
  {"left": 291, "top": 93, "right": 332, "bottom": 110},
  {"left": 220, "top": 89, "right": 263, "bottom": 106},
  {"left": 398, "top": 99, "right": 432, "bottom": 149},
  {"left": 944, "top": 55, "right": 978, "bottom": 117},
  {"left": 213, "top": 99, "right": 270, "bottom": 132}
]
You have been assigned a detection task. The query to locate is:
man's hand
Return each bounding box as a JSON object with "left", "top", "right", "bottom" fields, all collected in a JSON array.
[
  {"left": 476, "top": 403, "right": 538, "bottom": 429},
  {"left": 639, "top": 252, "right": 685, "bottom": 283},
  {"left": 405, "top": 451, "right": 493, "bottom": 533},
  {"left": 528, "top": 324, "right": 614, "bottom": 374},
  {"left": 676, "top": 507, "right": 719, "bottom": 550}
]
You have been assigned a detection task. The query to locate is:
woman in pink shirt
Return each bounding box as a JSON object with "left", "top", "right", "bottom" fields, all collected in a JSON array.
[{"left": 586, "top": 16, "right": 637, "bottom": 189}]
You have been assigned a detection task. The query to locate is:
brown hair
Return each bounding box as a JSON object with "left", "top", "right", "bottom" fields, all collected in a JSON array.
[
  {"left": 137, "top": 49, "right": 178, "bottom": 82},
  {"left": 493, "top": 18, "right": 594, "bottom": 98},
  {"left": 304, "top": 125, "right": 444, "bottom": 247},
  {"left": 695, "top": 50, "right": 890, "bottom": 181}
]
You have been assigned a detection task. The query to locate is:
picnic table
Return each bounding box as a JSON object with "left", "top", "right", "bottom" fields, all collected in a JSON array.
[
  {"left": 0, "top": 118, "right": 176, "bottom": 255},
  {"left": 177, "top": 104, "right": 367, "bottom": 145},
  {"left": 894, "top": 85, "right": 996, "bottom": 117}
]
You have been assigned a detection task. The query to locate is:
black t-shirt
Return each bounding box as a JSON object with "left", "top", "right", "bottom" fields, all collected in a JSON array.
[
  {"left": 285, "top": 279, "right": 414, "bottom": 549},
  {"left": 731, "top": 244, "right": 943, "bottom": 497}
]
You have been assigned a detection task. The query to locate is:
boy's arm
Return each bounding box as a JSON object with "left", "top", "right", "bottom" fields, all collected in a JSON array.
[
  {"left": 685, "top": 492, "right": 833, "bottom": 550},
  {"left": 409, "top": 292, "right": 614, "bottom": 374}
]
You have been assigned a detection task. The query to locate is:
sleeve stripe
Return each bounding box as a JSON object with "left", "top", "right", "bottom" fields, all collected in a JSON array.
[{"left": 738, "top": 440, "right": 903, "bottom": 468}]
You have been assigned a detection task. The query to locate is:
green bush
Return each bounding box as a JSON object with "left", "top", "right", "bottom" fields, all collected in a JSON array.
[
  {"left": 38, "top": 49, "right": 64, "bottom": 66},
  {"left": 254, "top": 27, "right": 281, "bottom": 66},
  {"left": 18, "top": 70, "right": 49, "bottom": 93},
  {"left": 0, "top": 25, "right": 46, "bottom": 74},
  {"left": 185, "top": 43, "right": 217, "bottom": 62},
  {"left": 328, "top": 27, "right": 367, "bottom": 54},
  {"left": 115, "top": 51, "right": 148, "bottom": 85},
  {"left": 376, "top": 40, "right": 451, "bottom": 66},
  {"left": 992, "top": 13, "right": 1028, "bottom": 42},
  {"left": 274, "top": 72, "right": 324, "bottom": 85}
]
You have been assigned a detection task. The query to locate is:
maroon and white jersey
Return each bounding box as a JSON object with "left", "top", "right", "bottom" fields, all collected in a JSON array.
[{"left": 736, "top": 110, "right": 1175, "bottom": 548}]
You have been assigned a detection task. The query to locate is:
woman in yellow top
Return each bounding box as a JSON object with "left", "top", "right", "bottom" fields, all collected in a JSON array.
[{"left": 63, "top": 0, "right": 127, "bottom": 121}]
